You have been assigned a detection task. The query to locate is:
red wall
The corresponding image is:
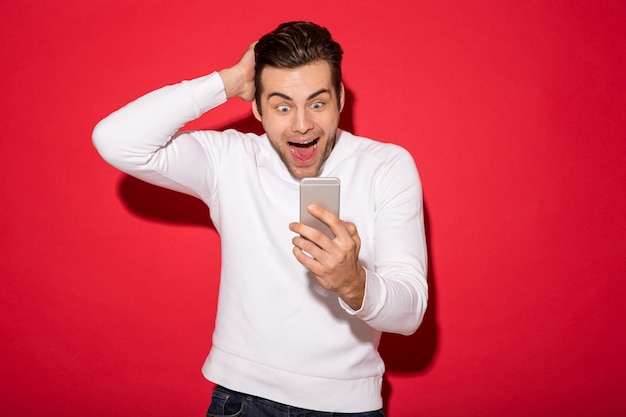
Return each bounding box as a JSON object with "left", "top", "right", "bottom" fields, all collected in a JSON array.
[{"left": 2, "top": 1, "right": 625, "bottom": 416}]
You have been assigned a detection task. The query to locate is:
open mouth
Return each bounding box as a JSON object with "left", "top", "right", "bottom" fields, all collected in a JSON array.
[{"left": 288, "top": 138, "right": 319, "bottom": 164}]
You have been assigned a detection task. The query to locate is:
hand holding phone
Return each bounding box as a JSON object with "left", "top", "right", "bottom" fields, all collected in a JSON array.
[{"left": 295, "top": 177, "right": 365, "bottom": 309}]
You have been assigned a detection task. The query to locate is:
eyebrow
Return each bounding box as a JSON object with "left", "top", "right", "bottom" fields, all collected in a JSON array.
[{"left": 267, "top": 88, "right": 331, "bottom": 102}]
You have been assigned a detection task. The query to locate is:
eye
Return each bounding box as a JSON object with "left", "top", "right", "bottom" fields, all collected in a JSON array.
[
  {"left": 311, "top": 102, "right": 324, "bottom": 110},
  {"left": 277, "top": 105, "right": 290, "bottom": 113}
]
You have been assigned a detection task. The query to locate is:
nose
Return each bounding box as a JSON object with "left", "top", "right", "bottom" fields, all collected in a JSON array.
[{"left": 291, "top": 108, "right": 314, "bottom": 134}]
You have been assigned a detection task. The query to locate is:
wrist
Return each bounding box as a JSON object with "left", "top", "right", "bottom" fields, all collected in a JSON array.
[
  {"left": 218, "top": 67, "right": 242, "bottom": 99},
  {"left": 340, "top": 267, "right": 366, "bottom": 311}
]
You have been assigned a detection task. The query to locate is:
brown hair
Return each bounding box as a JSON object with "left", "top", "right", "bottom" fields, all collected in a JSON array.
[{"left": 254, "top": 21, "right": 343, "bottom": 113}]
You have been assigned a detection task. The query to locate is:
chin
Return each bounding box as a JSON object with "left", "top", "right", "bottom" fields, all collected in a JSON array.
[{"left": 289, "top": 165, "right": 321, "bottom": 180}]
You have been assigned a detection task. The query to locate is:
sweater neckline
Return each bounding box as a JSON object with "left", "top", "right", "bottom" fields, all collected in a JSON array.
[{"left": 259, "top": 129, "right": 350, "bottom": 183}]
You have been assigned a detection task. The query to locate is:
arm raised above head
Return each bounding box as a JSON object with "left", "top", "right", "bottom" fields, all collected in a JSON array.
[{"left": 91, "top": 43, "right": 258, "bottom": 197}]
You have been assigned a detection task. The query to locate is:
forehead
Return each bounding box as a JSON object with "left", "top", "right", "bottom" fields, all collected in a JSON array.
[{"left": 259, "top": 61, "right": 334, "bottom": 101}]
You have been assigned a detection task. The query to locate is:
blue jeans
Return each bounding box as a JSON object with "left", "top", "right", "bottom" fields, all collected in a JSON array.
[{"left": 207, "top": 385, "right": 386, "bottom": 417}]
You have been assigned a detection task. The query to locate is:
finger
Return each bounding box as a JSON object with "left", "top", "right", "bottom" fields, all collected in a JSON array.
[
  {"left": 344, "top": 221, "right": 358, "bottom": 237},
  {"left": 290, "top": 221, "right": 333, "bottom": 251},
  {"left": 292, "top": 233, "right": 328, "bottom": 263},
  {"left": 343, "top": 221, "right": 361, "bottom": 248},
  {"left": 292, "top": 246, "right": 325, "bottom": 275},
  {"left": 307, "top": 204, "right": 348, "bottom": 239}
]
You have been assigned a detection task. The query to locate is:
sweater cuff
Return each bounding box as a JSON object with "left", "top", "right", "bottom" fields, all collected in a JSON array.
[
  {"left": 184, "top": 71, "right": 228, "bottom": 117},
  {"left": 338, "top": 268, "right": 387, "bottom": 321}
]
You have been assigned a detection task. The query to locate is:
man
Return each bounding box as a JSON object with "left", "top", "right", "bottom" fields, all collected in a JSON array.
[{"left": 93, "top": 21, "right": 427, "bottom": 416}]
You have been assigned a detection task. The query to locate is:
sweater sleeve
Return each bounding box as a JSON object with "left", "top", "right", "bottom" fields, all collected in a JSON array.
[
  {"left": 340, "top": 148, "right": 428, "bottom": 336},
  {"left": 92, "top": 72, "right": 228, "bottom": 199}
]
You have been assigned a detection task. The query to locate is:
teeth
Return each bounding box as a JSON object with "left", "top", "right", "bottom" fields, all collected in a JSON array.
[{"left": 289, "top": 138, "right": 318, "bottom": 147}]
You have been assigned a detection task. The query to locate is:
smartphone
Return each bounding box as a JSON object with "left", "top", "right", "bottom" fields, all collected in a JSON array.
[{"left": 300, "top": 177, "right": 341, "bottom": 239}]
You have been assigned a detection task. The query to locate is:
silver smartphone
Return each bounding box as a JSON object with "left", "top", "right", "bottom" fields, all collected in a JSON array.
[{"left": 300, "top": 177, "right": 341, "bottom": 239}]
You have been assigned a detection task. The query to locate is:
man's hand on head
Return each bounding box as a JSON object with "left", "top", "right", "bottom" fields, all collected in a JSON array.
[{"left": 219, "top": 41, "right": 257, "bottom": 102}]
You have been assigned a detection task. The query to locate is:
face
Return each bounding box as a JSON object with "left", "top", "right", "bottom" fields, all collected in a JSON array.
[{"left": 253, "top": 61, "right": 345, "bottom": 179}]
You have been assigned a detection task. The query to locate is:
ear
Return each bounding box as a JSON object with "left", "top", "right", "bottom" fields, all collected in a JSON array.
[
  {"left": 339, "top": 82, "right": 345, "bottom": 113},
  {"left": 252, "top": 100, "right": 262, "bottom": 122}
]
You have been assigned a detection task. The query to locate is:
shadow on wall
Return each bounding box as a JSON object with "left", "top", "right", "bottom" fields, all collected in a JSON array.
[{"left": 118, "top": 176, "right": 215, "bottom": 228}]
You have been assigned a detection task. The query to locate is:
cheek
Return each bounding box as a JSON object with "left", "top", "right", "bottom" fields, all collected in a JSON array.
[
  {"left": 318, "top": 112, "right": 340, "bottom": 132},
  {"left": 262, "top": 120, "right": 287, "bottom": 146},
  {"left": 263, "top": 115, "right": 292, "bottom": 136}
]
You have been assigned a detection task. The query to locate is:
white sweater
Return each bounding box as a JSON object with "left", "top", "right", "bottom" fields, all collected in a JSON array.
[{"left": 93, "top": 72, "right": 428, "bottom": 412}]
